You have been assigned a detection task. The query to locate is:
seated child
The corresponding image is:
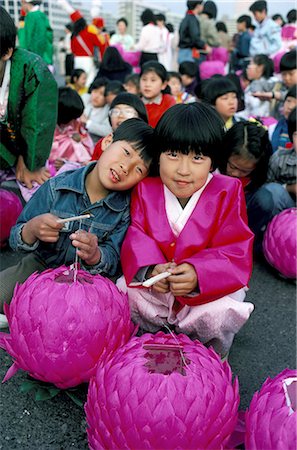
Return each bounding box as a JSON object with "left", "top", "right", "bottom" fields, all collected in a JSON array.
[
  {"left": 81, "top": 77, "right": 112, "bottom": 143},
  {"left": 167, "top": 71, "right": 196, "bottom": 103},
  {"left": 91, "top": 92, "right": 148, "bottom": 160},
  {"left": 140, "top": 61, "right": 176, "bottom": 128},
  {"left": 178, "top": 61, "right": 199, "bottom": 96},
  {"left": 104, "top": 80, "right": 126, "bottom": 105},
  {"left": 124, "top": 73, "right": 140, "bottom": 95},
  {"left": 119, "top": 103, "right": 254, "bottom": 357},
  {"left": 0, "top": 118, "right": 155, "bottom": 313},
  {"left": 270, "top": 85, "right": 297, "bottom": 152},
  {"left": 68, "top": 68, "right": 88, "bottom": 96},
  {"left": 267, "top": 107, "right": 296, "bottom": 203}
]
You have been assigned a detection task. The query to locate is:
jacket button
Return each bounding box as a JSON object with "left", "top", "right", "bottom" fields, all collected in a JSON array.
[{"left": 170, "top": 242, "right": 175, "bottom": 247}]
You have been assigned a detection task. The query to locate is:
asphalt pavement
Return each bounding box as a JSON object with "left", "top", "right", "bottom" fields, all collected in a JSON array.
[{"left": 0, "top": 248, "right": 296, "bottom": 450}]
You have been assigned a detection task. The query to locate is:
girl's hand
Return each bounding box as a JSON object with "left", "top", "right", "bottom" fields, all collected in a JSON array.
[
  {"left": 150, "top": 262, "right": 176, "bottom": 293},
  {"left": 70, "top": 230, "right": 101, "bottom": 266},
  {"left": 22, "top": 213, "right": 63, "bottom": 245},
  {"left": 168, "top": 263, "right": 198, "bottom": 296},
  {"left": 16, "top": 156, "right": 51, "bottom": 188}
]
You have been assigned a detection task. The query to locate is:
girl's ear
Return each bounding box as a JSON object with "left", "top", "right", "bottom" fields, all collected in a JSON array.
[
  {"left": 101, "top": 133, "right": 113, "bottom": 151},
  {"left": 161, "top": 80, "right": 168, "bottom": 91}
]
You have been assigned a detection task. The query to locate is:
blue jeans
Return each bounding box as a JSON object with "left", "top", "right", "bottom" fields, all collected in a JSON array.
[
  {"left": 246, "top": 182, "right": 295, "bottom": 251},
  {"left": 178, "top": 48, "right": 195, "bottom": 64}
]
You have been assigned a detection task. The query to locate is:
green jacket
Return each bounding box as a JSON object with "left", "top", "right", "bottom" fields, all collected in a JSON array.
[
  {"left": 0, "top": 48, "right": 58, "bottom": 171},
  {"left": 20, "top": 10, "right": 53, "bottom": 65}
]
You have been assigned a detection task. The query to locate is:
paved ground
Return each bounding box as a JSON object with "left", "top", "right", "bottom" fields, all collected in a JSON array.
[{"left": 0, "top": 248, "right": 295, "bottom": 450}]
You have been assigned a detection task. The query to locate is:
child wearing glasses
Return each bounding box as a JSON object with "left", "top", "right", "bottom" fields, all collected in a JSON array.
[{"left": 91, "top": 92, "right": 148, "bottom": 160}]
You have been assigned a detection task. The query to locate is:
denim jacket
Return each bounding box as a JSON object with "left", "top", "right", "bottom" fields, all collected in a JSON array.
[{"left": 10, "top": 163, "right": 131, "bottom": 276}]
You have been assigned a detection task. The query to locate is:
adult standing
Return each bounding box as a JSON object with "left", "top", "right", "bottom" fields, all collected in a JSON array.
[
  {"left": 178, "top": 1, "right": 209, "bottom": 65},
  {"left": 249, "top": 0, "right": 282, "bottom": 57},
  {"left": 156, "top": 14, "right": 171, "bottom": 70},
  {"left": 199, "top": 1, "right": 220, "bottom": 48},
  {"left": 20, "top": 0, "right": 53, "bottom": 69},
  {"left": 134, "top": 9, "right": 161, "bottom": 66},
  {"left": 110, "top": 18, "right": 134, "bottom": 51}
]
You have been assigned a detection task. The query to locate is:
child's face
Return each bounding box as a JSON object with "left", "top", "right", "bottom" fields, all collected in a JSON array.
[
  {"left": 76, "top": 73, "right": 87, "bottom": 89},
  {"left": 95, "top": 139, "right": 150, "bottom": 191},
  {"left": 236, "top": 22, "right": 246, "bottom": 32},
  {"left": 159, "top": 150, "right": 212, "bottom": 205},
  {"left": 252, "top": 10, "right": 266, "bottom": 23},
  {"left": 109, "top": 104, "right": 139, "bottom": 130},
  {"left": 168, "top": 77, "right": 182, "bottom": 97},
  {"left": 226, "top": 155, "right": 257, "bottom": 178},
  {"left": 283, "top": 96, "right": 297, "bottom": 119},
  {"left": 281, "top": 69, "right": 297, "bottom": 88},
  {"left": 124, "top": 81, "right": 139, "bottom": 95},
  {"left": 180, "top": 74, "right": 194, "bottom": 87},
  {"left": 215, "top": 92, "right": 238, "bottom": 122},
  {"left": 140, "top": 71, "right": 167, "bottom": 100},
  {"left": 91, "top": 87, "right": 106, "bottom": 107},
  {"left": 247, "top": 61, "right": 263, "bottom": 80}
]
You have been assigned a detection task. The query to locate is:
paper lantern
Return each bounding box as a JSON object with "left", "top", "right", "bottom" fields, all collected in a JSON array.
[
  {"left": 0, "top": 266, "right": 134, "bottom": 389},
  {"left": 85, "top": 332, "right": 240, "bottom": 449},
  {"left": 245, "top": 369, "right": 297, "bottom": 450},
  {"left": 263, "top": 208, "right": 297, "bottom": 278},
  {"left": 0, "top": 189, "right": 23, "bottom": 248}
]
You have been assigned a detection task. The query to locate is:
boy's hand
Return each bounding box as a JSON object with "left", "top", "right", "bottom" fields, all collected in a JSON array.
[
  {"left": 168, "top": 263, "right": 198, "bottom": 297},
  {"left": 22, "top": 213, "right": 63, "bottom": 245},
  {"left": 70, "top": 230, "right": 101, "bottom": 266},
  {"left": 150, "top": 262, "right": 176, "bottom": 293}
]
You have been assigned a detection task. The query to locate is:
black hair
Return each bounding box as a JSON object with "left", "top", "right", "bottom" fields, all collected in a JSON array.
[
  {"left": 105, "top": 80, "right": 126, "bottom": 97},
  {"left": 187, "top": 1, "right": 203, "bottom": 11},
  {"left": 166, "top": 23, "right": 174, "bottom": 33},
  {"left": 112, "top": 118, "right": 155, "bottom": 166},
  {"left": 168, "top": 71, "right": 182, "bottom": 83},
  {"left": 220, "top": 121, "right": 272, "bottom": 189},
  {"left": 65, "top": 22, "right": 73, "bottom": 32},
  {"left": 252, "top": 54, "right": 274, "bottom": 78},
  {"left": 72, "top": 18, "right": 87, "bottom": 37},
  {"left": 124, "top": 73, "right": 140, "bottom": 88},
  {"left": 199, "top": 76, "right": 238, "bottom": 105},
  {"left": 272, "top": 14, "right": 284, "bottom": 24},
  {"left": 100, "top": 46, "right": 128, "bottom": 72},
  {"left": 70, "top": 68, "right": 86, "bottom": 84},
  {"left": 0, "top": 6, "right": 16, "bottom": 57},
  {"left": 285, "top": 85, "right": 297, "bottom": 100},
  {"left": 140, "top": 61, "right": 167, "bottom": 82},
  {"left": 179, "top": 61, "right": 197, "bottom": 78},
  {"left": 88, "top": 77, "right": 109, "bottom": 93},
  {"left": 280, "top": 49, "right": 297, "bottom": 72},
  {"left": 237, "top": 15, "right": 252, "bottom": 28},
  {"left": 216, "top": 21, "right": 228, "bottom": 33},
  {"left": 57, "top": 87, "right": 84, "bottom": 125},
  {"left": 109, "top": 92, "right": 148, "bottom": 123},
  {"left": 287, "top": 9, "right": 297, "bottom": 23},
  {"left": 156, "top": 13, "right": 166, "bottom": 22},
  {"left": 140, "top": 9, "right": 156, "bottom": 25},
  {"left": 287, "top": 107, "right": 297, "bottom": 142},
  {"left": 153, "top": 103, "right": 225, "bottom": 171},
  {"left": 203, "top": 1, "right": 217, "bottom": 19},
  {"left": 249, "top": 1, "right": 267, "bottom": 13},
  {"left": 117, "top": 17, "right": 128, "bottom": 26}
]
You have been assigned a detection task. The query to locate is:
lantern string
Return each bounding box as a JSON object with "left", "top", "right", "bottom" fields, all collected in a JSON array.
[
  {"left": 73, "top": 218, "right": 83, "bottom": 283},
  {"left": 160, "top": 320, "right": 191, "bottom": 371}
]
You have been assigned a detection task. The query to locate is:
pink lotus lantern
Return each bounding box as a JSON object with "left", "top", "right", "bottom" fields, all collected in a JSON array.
[
  {"left": 0, "top": 189, "right": 23, "bottom": 248},
  {"left": 245, "top": 369, "right": 297, "bottom": 450},
  {"left": 263, "top": 208, "right": 297, "bottom": 278},
  {"left": 85, "top": 332, "right": 240, "bottom": 449},
  {"left": 0, "top": 266, "right": 134, "bottom": 389}
]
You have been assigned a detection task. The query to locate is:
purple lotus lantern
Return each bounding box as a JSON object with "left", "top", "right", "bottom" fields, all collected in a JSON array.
[
  {"left": 85, "top": 332, "right": 240, "bottom": 449},
  {"left": 0, "top": 189, "right": 23, "bottom": 248},
  {"left": 0, "top": 266, "right": 134, "bottom": 389},
  {"left": 245, "top": 369, "right": 297, "bottom": 450},
  {"left": 263, "top": 208, "right": 297, "bottom": 278}
]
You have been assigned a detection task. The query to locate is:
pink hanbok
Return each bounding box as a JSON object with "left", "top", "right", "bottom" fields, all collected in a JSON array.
[{"left": 118, "top": 174, "right": 255, "bottom": 355}]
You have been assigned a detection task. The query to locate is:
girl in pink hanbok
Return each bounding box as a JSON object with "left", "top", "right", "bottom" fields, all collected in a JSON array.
[{"left": 119, "top": 102, "right": 255, "bottom": 357}]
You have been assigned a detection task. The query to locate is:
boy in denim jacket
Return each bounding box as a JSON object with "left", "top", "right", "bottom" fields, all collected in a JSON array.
[{"left": 0, "top": 119, "right": 154, "bottom": 313}]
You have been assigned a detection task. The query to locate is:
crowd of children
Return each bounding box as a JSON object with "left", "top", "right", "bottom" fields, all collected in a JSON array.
[{"left": 0, "top": 1, "right": 296, "bottom": 361}]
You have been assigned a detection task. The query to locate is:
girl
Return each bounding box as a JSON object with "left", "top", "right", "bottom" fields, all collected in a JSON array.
[
  {"left": 95, "top": 46, "right": 132, "bottom": 83},
  {"left": 68, "top": 68, "right": 87, "bottom": 96},
  {"left": 219, "top": 120, "right": 293, "bottom": 252},
  {"left": 200, "top": 76, "right": 239, "bottom": 129},
  {"left": 119, "top": 103, "right": 254, "bottom": 358},
  {"left": 134, "top": 9, "right": 160, "bottom": 66},
  {"left": 140, "top": 61, "right": 176, "bottom": 128},
  {"left": 167, "top": 71, "right": 195, "bottom": 104},
  {"left": 91, "top": 92, "right": 148, "bottom": 160}
]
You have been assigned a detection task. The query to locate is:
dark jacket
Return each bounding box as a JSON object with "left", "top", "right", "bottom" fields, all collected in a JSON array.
[{"left": 178, "top": 12, "right": 205, "bottom": 50}]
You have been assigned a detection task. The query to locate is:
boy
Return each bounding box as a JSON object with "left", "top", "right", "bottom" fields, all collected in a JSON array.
[
  {"left": 0, "top": 119, "right": 154, "bottom": 314},
  {"left": 81, "top": 77, "right": 112, "bottom": 143},
  {"left": 231, "top": 15, "right": 252, "bottom": 71},
  {"left": 179, "top": 61, "right": 198, "bottom": 97},
  {"left": 0, "top": 7, "right": 57, "bottom": 189}
]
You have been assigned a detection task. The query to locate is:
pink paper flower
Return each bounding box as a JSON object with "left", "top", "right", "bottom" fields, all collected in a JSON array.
[
  {"left": 0, "top": 266, "right": 134, "bottom": 389},
  {"left": 245, "top": 368, "right": 297, "bottom": 450},
  {"left": 85, "top": 332, "right": 240, "bottom": 449},
  {"left": 0, "top": 189, "right": 22, "bottom": 248},
  {"left": 263, "top": 208, "right": 297, "bottom": 278}
]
